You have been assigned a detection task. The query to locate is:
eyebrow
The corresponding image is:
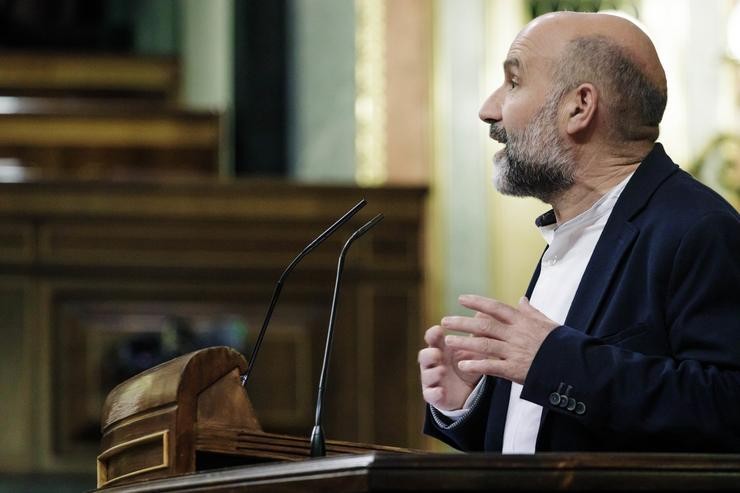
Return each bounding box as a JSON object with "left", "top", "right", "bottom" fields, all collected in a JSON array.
[{"left": 503, "top": 57, "right": 521, "bottom": 73}]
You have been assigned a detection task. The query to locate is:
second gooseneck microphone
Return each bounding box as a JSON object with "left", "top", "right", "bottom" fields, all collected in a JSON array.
[
  {"left": 310, "top": 213, "right": 384, "bottom": 458},
  {"left": 241, "top": 199, "right": 367, "bottom": 387}
]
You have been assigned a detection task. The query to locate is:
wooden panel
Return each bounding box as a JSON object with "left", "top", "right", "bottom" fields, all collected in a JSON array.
[
  {"left": 99, "top": 430, "right": 171, "bottom": 488},
  {"left": 87, "top": 452, "right": 740, "bottom": 492},
  {"left": 371, "top": 287, "right": 422, "bottom": 447},
  {"left": 0, "top": 222, "right": 33, "bottom": 262},
  {"left": 245, "top": 326, "right": 313, "bottom": 427},
  {"left": 0, "top": 181, "right": 427, "bottom": 475},
  {"left": 0, "top": 182, "right": 425, "bottom": 224},
  {"left": 0, "top": 53, "right": 179, "bottom": 100},
  {"left": 0, "top": 98, "right": 220, "bottom": 179},
  {"left": 0, "top": 115, "right": 218, "bottom": 149},
  {"left": 0, "top": 281, "right": 32, "bottom": 469}
]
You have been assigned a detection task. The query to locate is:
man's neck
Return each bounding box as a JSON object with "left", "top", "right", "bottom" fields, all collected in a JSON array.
[{"left": 550, "top": 154, "right": 642, "bottom": 224}]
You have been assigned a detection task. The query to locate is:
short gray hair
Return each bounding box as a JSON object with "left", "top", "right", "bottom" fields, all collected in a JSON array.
[{"left": 552, "top": 35, "right": 667, "bottom": 142}]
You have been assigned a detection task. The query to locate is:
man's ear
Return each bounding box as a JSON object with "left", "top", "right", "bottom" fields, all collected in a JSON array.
[{"left": 564, "top": 83, "right": 598, "bottom": 136}]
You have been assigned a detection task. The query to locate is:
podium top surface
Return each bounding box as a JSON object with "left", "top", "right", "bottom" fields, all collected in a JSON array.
[{"left": 95, "top": 452, "right": 740, "bottom": 492}]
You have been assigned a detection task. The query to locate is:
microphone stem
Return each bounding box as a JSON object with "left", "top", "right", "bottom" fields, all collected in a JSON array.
[
  {"left": 241, "top": 279, "right": 284, "bottom": 387},
  {"left": 311, "top": 243, "right": 346, "bottom": 458},
  {"left": 310, "top": 213, "right": 383, "bottom": 458},
  {"left": 314, "top": 251, "right": 346, "bottom": 420}
]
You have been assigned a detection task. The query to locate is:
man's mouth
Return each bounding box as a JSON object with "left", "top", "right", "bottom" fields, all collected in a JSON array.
[{"left": 489, "top": 123, "right": 508, "bottom": 144}]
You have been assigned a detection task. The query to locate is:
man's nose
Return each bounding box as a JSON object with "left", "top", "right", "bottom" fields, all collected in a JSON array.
[{"left": 478, "top": 88, "right": 502, "bottom": 124}]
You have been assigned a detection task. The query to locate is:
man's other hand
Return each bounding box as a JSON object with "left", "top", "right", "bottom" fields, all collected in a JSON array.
[
  {"left": 443, "top": 295, "right": 559, "bottom": 385},
  {"left": 418, "top": 315, "right": 487, "bottom": 411}
]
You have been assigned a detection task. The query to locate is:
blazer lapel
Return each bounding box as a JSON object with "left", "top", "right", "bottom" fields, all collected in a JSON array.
[
  {"left": 564, "top": 143, "right": 678, "bottom": 334},
  {"left": 536, "top": 143, "right": 679, "bottom": 448},
  {"left": 565, "top": 224, "right": 637, "bottom": 332}
]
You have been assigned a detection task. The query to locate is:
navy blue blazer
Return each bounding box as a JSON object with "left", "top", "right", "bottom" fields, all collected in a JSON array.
[{"left": 425, "top": 143, "right": 740, "bottom": 452}]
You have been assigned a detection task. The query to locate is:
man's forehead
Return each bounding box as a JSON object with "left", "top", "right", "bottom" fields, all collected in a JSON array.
[
  {"left": 503, "top": 41, "right": 557, "bottom": 77},
  {"left": 508, "top": 26, "right": 566, "bottom": 63}
]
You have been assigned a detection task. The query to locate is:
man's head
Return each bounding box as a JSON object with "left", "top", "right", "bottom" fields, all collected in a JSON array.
[{"left": 480, "top": 12, "right": 668, "bottom": 203}]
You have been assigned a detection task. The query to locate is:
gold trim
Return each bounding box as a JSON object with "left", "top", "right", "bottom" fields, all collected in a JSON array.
[
  {"left": 97, "top": 429, "right": 170, "bottom": 488},
  {"left": 355, "top": 0, "right": 387, "bottom": 185}
]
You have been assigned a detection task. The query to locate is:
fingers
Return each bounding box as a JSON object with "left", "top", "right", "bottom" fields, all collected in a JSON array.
[
  {"left": 424, "top": 325, "right": 445, "bottom": 347},
  {"left": 441, "top": 315, "right": 506, "bottom": 340},
  {"left": 422, "top": 386, "right": 444, "bottom": 407},
  {"left": 418, "top": 347, "right": 443, "bottom": 369},
  {"left": 445, "top": 334, "right": 505, "bottom": 359},
  {"left": 459, "top": 294, "right": 517, "bottom": 324},
  {"left": 419, "top": 356, "right": 452, "bottom": 408},
  {"left": 457, "top": 358, "right": 507, "bottom": 377},
  {"left": 420, "top": 365, "right": 445, "bottom": 387}
]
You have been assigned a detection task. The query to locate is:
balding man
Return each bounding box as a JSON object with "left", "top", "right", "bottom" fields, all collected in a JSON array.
[{"left": 419, "top": 12, "right": 740, "bottom": 452}]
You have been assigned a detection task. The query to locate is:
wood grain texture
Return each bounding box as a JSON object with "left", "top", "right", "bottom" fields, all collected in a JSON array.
[
  {"left": 103, "top": 347, "right": 251, "bottom": 427},
  {"left": 0, "top": 96, "right": 220, "bottom": 179},
  {"left": 99, "top": 347, "right": 418, "bottom": 488},
  {"left": 0, "top": 182, "right": 427, "bottom": 475},
  {"left": 93, "top": 452, "right": 740, "bottom": 492},
  {"left": 98, "top": 347, "right": 258, "bottom": 487},
  {"left": 0, "top": 53, "right": 179, "bottom": 99}
]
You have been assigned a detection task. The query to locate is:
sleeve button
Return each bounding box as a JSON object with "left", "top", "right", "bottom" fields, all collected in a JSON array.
[
  {"left": 549, "top": 392, "right": 561, "bottom": 406},
  {"left": 575, "top": 402, "right": 586, "bottom": 415},
  {"left": 566, "top": 397, "right": 576, "bottom": 411}
]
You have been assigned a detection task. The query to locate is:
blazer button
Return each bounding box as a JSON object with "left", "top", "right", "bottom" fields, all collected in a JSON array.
[
  {"left": 549, "top": 392, "right": 561, "bottom": 406},
  {"left": 566, "top": 397, "right": 576, "bottom": 411},
  {"left": 559, "top": 394, "right": 569, "bottom": 408},
  {"left": 575, "top": 402, "right": 586, "bottom": 415}
]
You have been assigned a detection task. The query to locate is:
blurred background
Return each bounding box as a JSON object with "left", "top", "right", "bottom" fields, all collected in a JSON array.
[{"left": 0, "top": 0, "right": 737, "bottom": 491}]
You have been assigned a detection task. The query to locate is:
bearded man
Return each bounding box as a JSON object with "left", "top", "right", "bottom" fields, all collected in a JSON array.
[{"left": 419, "top": 11, "right": 740, "bottom": 452}]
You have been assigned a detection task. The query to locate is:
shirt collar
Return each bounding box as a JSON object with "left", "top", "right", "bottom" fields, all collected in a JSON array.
[{"left": 535, "top": 172, "right": 635, "bottom": 243}]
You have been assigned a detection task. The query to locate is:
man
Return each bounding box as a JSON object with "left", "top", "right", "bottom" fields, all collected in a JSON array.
[{"left": 419, "top": 11, "right": 740, "bottom": 453}]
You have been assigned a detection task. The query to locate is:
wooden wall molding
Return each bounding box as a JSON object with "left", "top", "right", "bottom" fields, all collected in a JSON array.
[{"left": 0, "top": 180, "right": 427, "bottom": 474}]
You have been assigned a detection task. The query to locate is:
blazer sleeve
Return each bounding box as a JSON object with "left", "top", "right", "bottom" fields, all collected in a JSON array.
[
  {"left": 520, "top": 210, "right": 740, "bottom": 450},
  {"left": 422, "top": 376, "right": 493, "bottom": 451}
]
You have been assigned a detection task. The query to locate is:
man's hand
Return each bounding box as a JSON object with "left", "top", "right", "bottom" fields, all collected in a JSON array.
[
  {"left": 443, "top": 294, "right": 559, "bottom": 385},
  {"left": 418, "top": 314, "right": 488, "bottom": 411}
]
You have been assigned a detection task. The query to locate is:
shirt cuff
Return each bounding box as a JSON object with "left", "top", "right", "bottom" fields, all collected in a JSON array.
[{"left": 433, "top": 377, "right": 486, "bottom": 419}]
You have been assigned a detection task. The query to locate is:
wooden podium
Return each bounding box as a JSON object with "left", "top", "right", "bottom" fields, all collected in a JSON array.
[
  {"left": 97, "top": 346, "right": 740, "bottom": 492},
  {"left": 96, "top": 451, "right": 740, "bottom": 492},
  {"left": 96, "top": 346, "right": 411, "bottom": 489}
]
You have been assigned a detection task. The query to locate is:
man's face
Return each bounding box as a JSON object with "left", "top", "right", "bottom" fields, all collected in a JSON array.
[
  {"left": 490, "top": 88, "right": 576, "bottom": 203},
  {"left": 479, "top": 33, "right": 576, "bottom": 203}
]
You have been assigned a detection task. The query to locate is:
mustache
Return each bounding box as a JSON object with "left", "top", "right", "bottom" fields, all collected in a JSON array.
[{"left": 489, "top": 123, "right": 508, "bottom": 143}]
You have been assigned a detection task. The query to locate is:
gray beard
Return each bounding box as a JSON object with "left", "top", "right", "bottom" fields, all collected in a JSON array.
[{"left": 491, "top": 94, "right": 576, "bottom": 204}]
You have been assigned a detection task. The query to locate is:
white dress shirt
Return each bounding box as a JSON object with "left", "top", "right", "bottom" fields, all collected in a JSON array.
[{"left": 435, "top": 173, "right": 633, "bottom": 454}]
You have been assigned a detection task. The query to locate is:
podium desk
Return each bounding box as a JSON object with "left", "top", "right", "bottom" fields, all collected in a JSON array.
[{"left": 95, "top": 452, "right": 740, "bottom": 492}]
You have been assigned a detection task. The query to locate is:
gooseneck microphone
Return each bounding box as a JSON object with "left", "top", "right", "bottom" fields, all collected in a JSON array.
[
  {"left": 240, "top": 199, "right": 367, "bottom": 387},
  {"left": 310, "top": 213, "right": 384, "bottom": 458}
]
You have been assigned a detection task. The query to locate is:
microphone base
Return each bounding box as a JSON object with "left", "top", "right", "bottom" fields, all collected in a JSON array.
[{"left": 309, "top": 425, "right": 326, "bottom": 458}]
